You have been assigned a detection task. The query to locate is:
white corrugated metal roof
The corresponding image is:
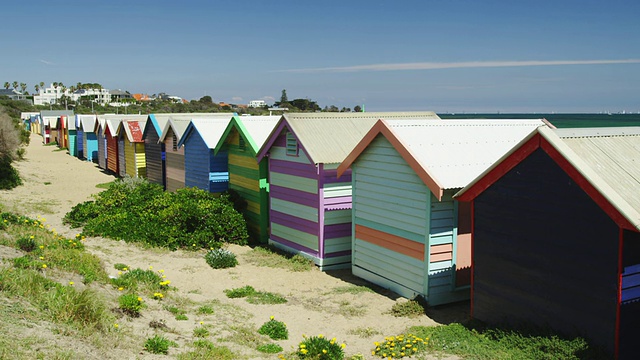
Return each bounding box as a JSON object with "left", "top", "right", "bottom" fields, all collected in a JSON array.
[
  {"left": 159, "top": 113, "right": 234, "bottom": 142},
  {"left": 389, "top": 119, "right": 546, "bottom": 189},
  {"left": 78, "top": 115, "right": 97, "bottom": 132},
  {"left": 283, "top": 112, "right": 441, "bottom": 164},
  {"left": 238, "top": 116, "right": 281, "bottom": 151},
  {"left": 187, "top": 118, "right": 233, "bottom": 149},
  {"left": 552, "top": 127, "right": 640, "bottom": 229}
]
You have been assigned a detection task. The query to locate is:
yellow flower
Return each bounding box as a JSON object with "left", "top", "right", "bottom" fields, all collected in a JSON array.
[
  {"left": 149, "top": 266, "right": 153, "bottom": 270},
  {"left": 118, "top": 287, "right": 123, "bottom": 291},
  {"left": 39, "top": 245, "right": 44, "bottom": 249},
  {"left": 137, "top": 297, "right": 142, "bottom": 302},
  {"left": 76, "top": 234, "right": 80, "bottom": 238},
  {"left": 39, "top": 256, "right": 44, "bottom": 260},
  {"left": 200, "top": 321, "right": 204, "bottom": 325},
  {"left": 341, "top": 344, "right": 346, "bottom": 349},
  {"left": 372, "top": 351, "right": 376, "bottom": 355},
  {"left": 42, "top": 264, "right": 47, "bottom": 269},
  {"left": 114, "top": 323, "right": 119, "bottom": 329},
  {"left": 270, "top": 316, "right": 274, "bottom": 320},
  {"left": 299, "top": 344, "right": 305, "bottom": 348},
  {"left": 123, "top": 267, "right": 128, "bottom": 271},
  {"left": 322, "top": 349, "right": 327, "bottom": 354},
  {"left": 412, "top": 347, "right": 417, "bottom": 352},
  {"left": 69, "top": 281, "right": 74, "bottom": 285},
  {"left": 158, "top": 269, "right": 164, "bottom": 273},
  {"left": 117, "top": 271, "right": 122, "bottom": 275},
  {"left": 300, "top": 349, "right": 308, "bottom": 355},
  {"left": 318, "top": 334, "right": 323, "bottom": 338},
  {"left": 30, "top": 235, "right": 34, "bottom": 239}
]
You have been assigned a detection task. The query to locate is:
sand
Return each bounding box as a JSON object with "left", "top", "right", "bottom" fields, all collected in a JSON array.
[{"left": 0, "top": 134, "right": 466, "bottom": 359}]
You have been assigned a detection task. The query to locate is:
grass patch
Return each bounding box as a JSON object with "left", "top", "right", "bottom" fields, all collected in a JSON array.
[
  {"left": 224, "top": 286, "right": 287, "bottom": 304},
  {"left": 325, "top": 285, "right": 374, "bottom": 295},
  {"left": 220, "top": 324, "right": 267, "bottom": 348},
  {"left": 178, "top": 340, "right": 236, "bottom": 360},
  {"left": 241, "top": 246, "right": 314, "bottom": 272},
  {"left": 111, "top": 268, "right": 165, "bottom": 294},
  {"left": 197, "top": 305, "right": 214, "bottom": 315},
  {"left": 257, "top": 343, "right": 283, "bottom": 353},
  {"left": 348, "top": 326, "right": 382, "bottom": 338},
  {"left": 388, "top": 300, "right": 424, "bottom": 318},
  {"left": 144, "top": 334, "right": 175, "bottom": 355},
  {"left": 95, "top": 181, "right": 115, "bottom": 189},
  {"left": 409, "top": 322, "right": 608, "bottom": 360},
  {"left": 336, "top": 300, "right": 367, "bottom": 318}
]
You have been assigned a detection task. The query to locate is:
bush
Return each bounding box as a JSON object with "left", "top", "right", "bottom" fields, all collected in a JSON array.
[
  {"left": 63, "top": 180, "right": 249, "bottom": 250},
  {"left": 257, "top": 343, "right": 283, "bottom": 353},
  {"left": 297, "top": 335, "right": 345, "bottom": 360},
  {"left": 204, "top": 248, "right": 238, "bottom": 269},
  {"left": 258, "top": 316, "right": 288, "bottom": 340},
  {"left": 389, "top": 300, "right": 424, "bottom": 318},
  {"left": 0, "top": 157, "right": 21, "bottom": 190},
  {"left": 223, "top": 285, "right": 287, "bottom": 304}
]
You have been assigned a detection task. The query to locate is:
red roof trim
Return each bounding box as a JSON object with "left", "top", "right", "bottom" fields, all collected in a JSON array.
[
  {"left": 540, "top": 138, "right": 636, "bottom": 231},
  {"left": 456, "top": 133, "right": 541, "bottom": 202}
]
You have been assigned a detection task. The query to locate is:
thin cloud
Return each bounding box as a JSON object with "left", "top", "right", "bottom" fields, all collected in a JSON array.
[
  {"left": 277, "top": 59, "right": 640, "bottom": 73},
  {"left": 39, "top": 59, "right": 54, "bottom": 65}
]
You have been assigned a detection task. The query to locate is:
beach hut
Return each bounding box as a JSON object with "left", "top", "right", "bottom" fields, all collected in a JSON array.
[
  {"left": 29, "top": 115, "right": 40, "bottom": 135},
  {"left": 65, "top": 115, "right": 77, "bottom": 156},
  {"left": 103, "top": 116, "right": 123, "bottom": 175},
  {"left": 142, "top": 114, "right": 172, "bottom": 188},
  {"left": 178, "top": 117, "right": 233, "bottom": 193},
  {"left": 40, "top": 110, "right": 74, "bottom": 145},
  {"left": 454, "top": 126, "right": 640, "bottom": 359},
  {"left": 78, "top": 115, "right": 98, "bottom": 162},
  {"left": 256, "top": 112, "right": 441, "bottom": 270},
  {"left": 95, "top": 116, "right": 108, "bottom": 170},
  {"left": 337, "top": 118, "right": 547, "bottom": 305},
  {"left": 159, "top": 113, "right": 234, "bottom": 192},
  {"left": 117, "top": 116, "right": 148, "bottom": 178},
  {"left": 214, "top": 115, "right": 280, "bottom": 243}
]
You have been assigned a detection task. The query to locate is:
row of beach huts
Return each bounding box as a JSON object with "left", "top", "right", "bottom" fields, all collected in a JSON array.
[{"left": 22, "top": 110, "right": 640, "bottom": 359}]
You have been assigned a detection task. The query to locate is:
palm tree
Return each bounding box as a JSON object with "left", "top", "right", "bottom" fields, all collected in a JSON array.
[
  {"left": 39, "top": 81, "right": 45, "bottom": 89},
  {"left": 3, "top": 82, "right": 9, "bottom": 89},
  {"left": 12, "top": 81, "right": 18, "bottom": 90},
  {"left": 19, "top": 83, "right": 27, "bottom": 93},
  {"left": 34, "top": 84, "right": 40, "bottom": 93}
]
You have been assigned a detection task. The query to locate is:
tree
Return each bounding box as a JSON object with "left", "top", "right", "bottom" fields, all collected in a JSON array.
[
  {"left": 280, "top": 89, "right": 288, "bottom": 104},
  {"left": 12, "top": 81, "right": 18, "bottom": 90},
  {"left": 19, "top": 83, "right": 26, "bottom": 93},
  {"left": 290, "top": 98, "right": 320, "bottom": 112},
  {"left": 3, "top": 82, "right": 9, "bottom": 89},
  {"left": 34, "top": 84, "right": 40, "bottom": 93},
  {"left": 354, "top": 105, "right": 362, "bottom": 112},
  {"left": 199, "top": 95, "right": 213, "bottom": 104},
  {"left": 39, "top": 82, "right": 44, "bottom": 89}
]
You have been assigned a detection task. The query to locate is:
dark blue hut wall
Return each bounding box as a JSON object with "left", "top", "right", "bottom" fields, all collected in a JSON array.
[
  {"left": 209, "top": 149, "right": 229, "bottom": 193},
  {"left": 620, "top": 230, "right": 640, "bottom": 359},
  {"left": 184, "top": 131, "right": 211, "bottom": 192},
  {"left": 474, "top": 148, "right": 619, "bottom": 353},
  {"left": 145, "top": 127, "right": 165, "bottom": 188}
]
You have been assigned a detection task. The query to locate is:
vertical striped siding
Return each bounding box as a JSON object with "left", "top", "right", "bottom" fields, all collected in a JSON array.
[
  {"left": 269, "top": 132, "right": 320, "bottom": 256},
  {"left": 144, "top": 126, "right": 164, "bottom": 187},
  {"left": 118, "top": 137, "right": 126, "bottom": 177},
  {"left": 184, "top": 132, "right": 212, "bottom": 191},
  {"left": 352, "top": 135, "right": 429, "bottom": 296},
  {"left": 77, "top": 129, "right": 84, "bottom": 158},
  {"left": 164, "top": 132, "right": 185, "bottom": 192},
  {"left": 85, "top": 133, "right": 98, "bottom": 162},
  {"left": 97, "top": 128, "right": 106, "bottom": 169},
  {"left": 68, "top": 131, "right": 77, "bottom": 157},
  {"left": 106, "top": 130, "right": 118, "bottom": 173}
]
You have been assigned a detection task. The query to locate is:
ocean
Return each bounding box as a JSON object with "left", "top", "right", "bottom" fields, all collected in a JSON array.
[{"left": 437, "top": 113, "right": 640, "bottom": 128}]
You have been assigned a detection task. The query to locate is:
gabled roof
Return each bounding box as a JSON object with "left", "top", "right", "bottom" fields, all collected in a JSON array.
[
  {"left": 178, "top": 117, "right": 233, "bottom": 149},
  {"left": 158, "top": 113, "right": 234, "bottom": 143},
  {"left": 77, "top": 115, "right": 97, "bottom": 132},
  {"left": 118, "top": 118, "right": 148, "bottom": 143},
  {"left": 455, "top": 126, "right": 640, "bottom": 231},
  {"left": 214, "top": 115, "right": 281, "bottom": 156},
  {"left": 256, "top": 112, "right": 441, "bottom": 164},
  {"left": 338, "top": 119, "right": 547, "bottom": 200}
]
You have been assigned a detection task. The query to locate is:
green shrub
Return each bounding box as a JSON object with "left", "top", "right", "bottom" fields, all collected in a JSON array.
[
  {"left": 257, "top": 343, "right": 283, "bottom": 353},
  {"left": 389, "top": 300, "right": 424, "bottom": 318},
  {"left": 224, "top": 285, "right": 287, "bottom": 304},
  {"left": 224, "top": 285, "right": 256, "bottom": 298},
  {"left": 258, "top": 317, "right": 288, "bottom": 340},
  {"left": 63, "top": 179, "right": 249, "bottom": 250},
  {"left": 197, "top": 305, "right": 214, "bottom": 315},
  {"left": 204, "top": 248, "right": 238, "bottom": 269},
  {"left": 13, "top": 255, "right": 36, "bottom": 269},
  {"left": 118, "top": 293, "right": 144, "bottom": 317},
  {"left": 193, "top": 326, "right": 210, "bottom": 338},
  {"left": 144, "top": 335, "right": 171, "bottom": 354},
  {"left": 0, "top": 157, "right": 22, "bottom": 190},
  {"left": 15, "top": 235, "right": 37, "bottom": 252},
  {"left": 111, "top": 268, "right": 163, "bottom": 292},
  {"left": 114, "top": 263, "right": 129, "bottom": 271},
  {"left": 176, "top": 314, "right": 188, "bottom": 321},
  {"left": 297, "top": 335, "right": 345, "bottom": 360}
]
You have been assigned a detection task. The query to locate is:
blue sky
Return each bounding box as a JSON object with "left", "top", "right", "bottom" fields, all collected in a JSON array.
[{"left": 2, "top": 0, "right": 640, "bottom": 112}]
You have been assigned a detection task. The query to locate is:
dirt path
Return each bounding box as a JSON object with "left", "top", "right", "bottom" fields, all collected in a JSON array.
[{"left": 1, "top": 134, "right": 466, "bottom": 359}]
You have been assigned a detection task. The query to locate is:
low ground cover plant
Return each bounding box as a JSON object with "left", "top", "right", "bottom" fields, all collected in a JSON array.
[
  {"left": 204, "top": 248, "right": 238, "bottom": 269},
  {"left": 118, "top": 293, "right": 145, "bottom": 317},
  {"left": 371, "top": 334, "right": 427, "bottom": 358},
  {"left": 144, "top": 335, "right": 174, "bottom": 354},
  {"left": 242, "top": 246, "right": 314, "bottom": 272},
  {"left": 388, "top": 300, "right": 424, "bottom": 318},
  {"left": 224, "top": 285, "right": 287, "bottom": 304},
  {"left": 258, "top": 316, "right": 288, "bottom": 340},
  {"left": 63, "top": 178, "right": 249, "bottom": 250}
]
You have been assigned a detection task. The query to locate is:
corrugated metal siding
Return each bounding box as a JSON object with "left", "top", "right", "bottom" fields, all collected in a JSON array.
[
  {"left": 125, "top": 139, "right": 136, "bottom": 177},
  {"left": 352, "top": 136, "right": 428, "bottom": 297},
  {"left": 473, "top": 149, "right": 619, "bottom": 354},
  {"left": 283, "top": 112, "right": 440, "bottom": 164}
]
